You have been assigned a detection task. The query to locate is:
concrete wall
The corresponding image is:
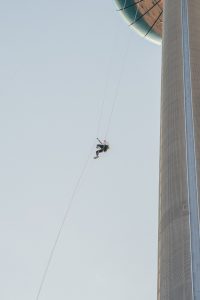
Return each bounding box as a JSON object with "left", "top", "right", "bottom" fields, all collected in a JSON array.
[{"left": 158, "top": 0, "right": 200, "bottom": 299}]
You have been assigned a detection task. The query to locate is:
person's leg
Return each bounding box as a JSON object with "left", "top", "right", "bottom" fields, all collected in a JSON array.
[
  {"left": 94, "top": 150, "right": 100, "bottom": 159},
  {"left": 94, "top": 147, "right": 104, "bottom": 159},
  {"left": 95, "top": 149, "right": 103, "bottom": 157},
  {"left": 98, "top": 149, "right": 103, "bottom": 155}
]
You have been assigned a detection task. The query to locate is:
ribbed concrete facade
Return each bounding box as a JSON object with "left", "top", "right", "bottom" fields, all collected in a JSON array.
[{"left": 158, "top": 0, "right": 200, "bottom": 299}]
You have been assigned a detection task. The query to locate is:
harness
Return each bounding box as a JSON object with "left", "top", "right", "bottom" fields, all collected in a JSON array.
[{"left": 103, "top": 144, "right": 109, "bottom": 152}]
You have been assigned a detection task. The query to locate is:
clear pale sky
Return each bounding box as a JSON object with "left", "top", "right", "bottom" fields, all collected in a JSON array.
[{"left": 0, "top": 1, "right": 161, "bottom": 299}]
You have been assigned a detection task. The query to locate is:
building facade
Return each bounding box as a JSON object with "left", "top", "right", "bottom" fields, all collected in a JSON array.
[
  {"left": 115, "top": 0, "right": 200, "bottom": 299},
  {"left": 158, "top": 0, "right": 200, "bottom": 299}
]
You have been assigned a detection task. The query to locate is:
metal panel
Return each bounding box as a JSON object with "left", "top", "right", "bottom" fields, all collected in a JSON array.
[
  {"left": 181, "top": 0, "right": 200, "bottom": 298},
  {"left": 157, "top": 0, "right": 196, "bottom": 298}
]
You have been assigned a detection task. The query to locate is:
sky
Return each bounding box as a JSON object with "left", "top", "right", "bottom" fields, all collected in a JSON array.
[{"left": 0, "top": 1, "right": 161, "bottom": 299}]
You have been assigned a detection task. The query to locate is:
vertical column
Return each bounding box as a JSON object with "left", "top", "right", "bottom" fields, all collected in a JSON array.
[
  {"left": 183, "top": 0, "right": 200, "bottom": 298},
  {"left": 157, "top": 0, "right": 198, "bottom": 298}
]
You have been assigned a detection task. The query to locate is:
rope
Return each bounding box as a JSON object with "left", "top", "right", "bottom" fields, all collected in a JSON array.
[
  {"left": 96, "top": 22, "right": 121, "bottom": 138},
  {"left": 35, "top": 142, "right": 95, "bottom": 300},
  {"left": 35, "top": 32, "right": 121, "bottom": 295},
  {"left": 134, "top": 5, "right": 139, "bottom": 22},
  {"left": 123, "top": 0, "right": 127, "bottom": 10},
  {"left": 104, "top": 0, "right": 140, "bottom": 139},
  {"left": 96, "top": 36, "right": 117, "bottom": 137},
  {"left": 97, "top": 0, "right": 127, "bottom": 139},
  {"left": 104, "top": 38, "right": 131, "bottom": 139},
  {"left": 35, "top": 2, "right": 128, "bottom": 298},
  {"left": 35, "top": 27, "right": 120, "bottom": 300}
]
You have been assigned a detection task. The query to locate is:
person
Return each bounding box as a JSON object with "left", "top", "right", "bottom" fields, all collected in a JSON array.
[{"left": 94, "top": 138, "right": 109, "bottom": 159}]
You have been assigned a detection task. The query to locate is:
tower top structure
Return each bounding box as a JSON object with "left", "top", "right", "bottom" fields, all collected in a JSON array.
[{"left": 115, "top": 0, "right": 163, "bottom": 44}]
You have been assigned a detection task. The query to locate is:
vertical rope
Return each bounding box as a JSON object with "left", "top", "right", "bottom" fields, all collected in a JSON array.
[
  {"left": 35, "top": 2, "right": 129, "bottom": 298},
  {"left": 96, "top": 27, "right": 119, "bottom": 138},
  {"left": 104, "top": 38, "right": 131, "bottom": 139},
  {"left": 97, "top": 0, "right": 127, "bottom": 139}
]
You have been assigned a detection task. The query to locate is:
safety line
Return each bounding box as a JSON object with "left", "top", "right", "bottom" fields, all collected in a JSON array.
[
  {"left": 35, "top": 2, "right": 128, "bottom": 298},
  {"left": 35, "top": 26, "right": 120, "bottom": 300},
  {"left": 96, "top": 26, "right": 120, "bottom": 138},
  {"left": 105, "top": 38, "right": 131, "bottom": 139},
  {"left": 35, "top": 142, "right": 95, "bottom": 300},
  {"left": 104, "top": 1, "right": 139, "bottom": 139},
  {"left": 35, "top": 20, "right": 121, "bottom": 300},
  {"left": 96, "top": 0, "right": 127, "bottom": 138}
]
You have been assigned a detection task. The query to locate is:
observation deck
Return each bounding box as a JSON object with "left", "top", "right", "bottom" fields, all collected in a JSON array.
[{"left": 115, "top": 0, "right": 163, "bottom": 44}]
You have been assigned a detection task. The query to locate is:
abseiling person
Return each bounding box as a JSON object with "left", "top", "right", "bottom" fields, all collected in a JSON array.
[{"left": 94, "top": 138, "right": 109, "bottom": 159}]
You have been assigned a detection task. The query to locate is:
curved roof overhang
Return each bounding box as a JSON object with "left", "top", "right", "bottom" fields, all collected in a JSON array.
[{"left": 115, "top": 0, "right": 163, "bottom": 44}]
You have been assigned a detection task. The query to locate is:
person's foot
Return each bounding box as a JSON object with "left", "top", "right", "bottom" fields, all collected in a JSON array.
[{"left": 94, "top": 156, "right": 99, "bottom": 159}]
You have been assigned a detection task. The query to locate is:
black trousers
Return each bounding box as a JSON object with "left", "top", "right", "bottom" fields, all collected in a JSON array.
[{"left": 96, "top": 144, "right": 104, "bottom": 156}]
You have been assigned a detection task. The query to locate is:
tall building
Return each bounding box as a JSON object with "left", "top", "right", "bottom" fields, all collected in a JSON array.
[{"left": 115, "top": 0, "right": 200, "bottom": 299}]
